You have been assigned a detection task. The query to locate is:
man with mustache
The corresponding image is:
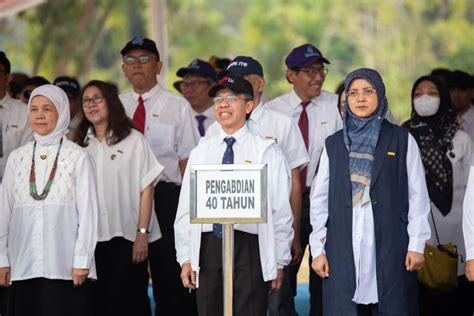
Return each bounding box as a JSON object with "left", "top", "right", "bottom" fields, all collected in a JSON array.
[
  {"left": 266, "top": 43, "right": 342, "bottom": 316},
  {"left": 119, "top": 37, "right": 199, "bottom": 315}
]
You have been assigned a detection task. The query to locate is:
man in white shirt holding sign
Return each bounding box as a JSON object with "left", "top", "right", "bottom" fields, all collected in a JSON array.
[{"left": 175, "top": 74, "right": 293, "bottom": 315}]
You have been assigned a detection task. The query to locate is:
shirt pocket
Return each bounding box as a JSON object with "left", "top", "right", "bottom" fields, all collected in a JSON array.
[{"left": 148, "top": 122, "right": 176, "bottom": 151}]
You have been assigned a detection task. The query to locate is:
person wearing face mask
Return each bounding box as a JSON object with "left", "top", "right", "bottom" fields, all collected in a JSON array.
[{"left": 408, "top": 76, "right": 473, "bottom": 316}]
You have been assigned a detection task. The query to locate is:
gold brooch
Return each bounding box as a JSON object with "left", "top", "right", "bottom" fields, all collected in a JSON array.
[
  {"left": 111, "top": 154, "right": 117, "bottom": 160},
  {"left": 40, "top": 154, "right": 47, "bottom": 160}
]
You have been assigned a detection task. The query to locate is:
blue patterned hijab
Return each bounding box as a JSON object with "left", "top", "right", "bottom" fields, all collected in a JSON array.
[{"left": 343, "top": 68, "right": 388, "bottom": 205}]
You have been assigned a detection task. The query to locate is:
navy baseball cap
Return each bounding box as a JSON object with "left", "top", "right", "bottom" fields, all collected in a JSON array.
[
  {"left": 121, "top": 36, "right": 160, "bottom": 59},
  {"left": 54, "top": 76, "right": 81, "bottom": 97},
  {"left": 285, "top": 44, "right": 330, "bottom": 69},
  {"left": 0, "top": 51, "right": 11, "bottom": 74},
  {"left": 224, "top": 56, "right": 264, "bottom": 78},
  {"left": 208, "top": 74, "right": 254, "bottom": 98},
  {"left": 176, "top": 59, "right": 216, "bottom": 81}
]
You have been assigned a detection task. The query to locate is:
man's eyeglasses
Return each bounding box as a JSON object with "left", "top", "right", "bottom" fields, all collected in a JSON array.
[
  {"left": 82, "top": 95, "right": 104, "bottom": 107},
  {"left": 213, "top": 94, "right": 242, "bottom": 105},
  {"left": 298, "top": 67, "right": 328, "bottom": 78},
  {"left": 347, "top": 89, "right": 377, "bottom": 99},
  {"left": 123, "top": 55, "right": 155, "bottom": 65},
  {"left": 180, "top": 80, "right": 210, "bottom": 90}
]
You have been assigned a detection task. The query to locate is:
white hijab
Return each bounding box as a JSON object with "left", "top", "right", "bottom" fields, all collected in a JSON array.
[{"left": 28, "top": 84, "right": 71, "bottom": 146}]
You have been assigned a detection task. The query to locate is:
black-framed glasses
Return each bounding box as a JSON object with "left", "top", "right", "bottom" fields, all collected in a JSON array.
[
  {"left": 82, "top": 95, "right": 104, "bottom": 107},
  {"left": 123, "top": 55, "right": 154, "bottom": 65},
  {"left": 347, "top": 89, "right": 377, "bottom": 99},
  {"left": 180, "top": 80, "right": 210, "bottom": 90},
  {"left": 299, "top": 67, "right": 328, "bottom": 78}
]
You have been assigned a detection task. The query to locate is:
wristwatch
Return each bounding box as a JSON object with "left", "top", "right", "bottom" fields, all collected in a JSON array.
[{"left": 137, "top": 228, "right": 150, "bottom": 234}]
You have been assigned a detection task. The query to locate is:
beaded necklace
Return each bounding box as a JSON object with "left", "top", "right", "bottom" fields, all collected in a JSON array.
[{"left": 29, "top": 138, "right": 63, "bottom": 201}]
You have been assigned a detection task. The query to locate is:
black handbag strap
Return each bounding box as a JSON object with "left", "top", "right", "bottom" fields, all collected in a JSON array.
[{"left": 430, "top": 208, "right": 442, "bottom": 246}]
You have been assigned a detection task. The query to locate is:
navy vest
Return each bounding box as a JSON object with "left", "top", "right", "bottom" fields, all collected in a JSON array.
[{"left": 323, "top": 121, "right": 418, "bottom": 316}]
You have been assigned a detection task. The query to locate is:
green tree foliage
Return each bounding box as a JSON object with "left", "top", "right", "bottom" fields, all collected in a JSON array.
[{"left": 1, "top": 0, "right": 472, "bottom": 121}]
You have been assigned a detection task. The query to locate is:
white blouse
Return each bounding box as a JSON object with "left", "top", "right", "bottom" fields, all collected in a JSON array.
[
  {"left": 84, "top": 129, "right": 164, "bottom": 243},
  {"left": 0, "top": 138, "right": 99, "bottom": 281},
  {"left": 310, "top": 134, "right": 431, "bottom": 304}
]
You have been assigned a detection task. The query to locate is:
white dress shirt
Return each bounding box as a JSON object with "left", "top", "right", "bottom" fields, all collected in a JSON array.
[
  {"left": 206, "top": 102, "right": 309, "bottom": 170},
  {"left": 460, "top": 105, "right": 474, "bottom": 144},
  {"left": 192, "top": 105, "right": 215, "bottom": 136},
  {"left": 0, "top": 93, "right": 34, "bottom": 182},
  {"left": 265, "top": 89, "right": 342, "bottom": 187},
  {"left": 463, "top": 166, "right": 474, "bottom": 261},
  {"left": 0, "top": 138, "right": 99, "bottom": 281},
  {"left": 174, "top": 125, "right": 293, "bottom": 282},
  {"left": 120, "top": 84, "right": 200, "bottom": 185},
  {"left": 429, "top": 130, "right": 472, "bottom": 275},
  {"left": 309, "top": 134, "right": 431, "bottom": 304},
  {"left": 84, "top": 129, "right": 164, "bottom": 243}
]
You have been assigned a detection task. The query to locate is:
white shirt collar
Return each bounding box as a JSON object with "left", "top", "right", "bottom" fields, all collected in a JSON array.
[
  {"left": 217, "top": 124, "right": 250, "bottom": 145},
  {"left": 131, "top": 83, "right": 162, "bottom": 101},
  {"left": 249, "top": 101, "right": 265, "bottom": 124}
]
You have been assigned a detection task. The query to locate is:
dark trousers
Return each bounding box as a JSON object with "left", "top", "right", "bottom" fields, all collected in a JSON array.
[
  {"left": 6, "top": 278, "right": 93, "bottom": 316},
  {"left": 288, "top": 190, "right": 322, "bottom": 316},
  {"left": 357, "top": 303, "right": 379, "bottom": 316},
  {"left": 268, "top": 266, "right": 297, "bottom": 316},
  {"left": 197, "top": 231, "right": 269, "bottom": 316},
  {"left": 148, "top": 182, "right": 198, "bottom": 316},
  {"left": 93, "top": 237, "right": 151, "bottom": 316},
  {"left": 419, "top": 274, "right": 474, "bottom": 316}
]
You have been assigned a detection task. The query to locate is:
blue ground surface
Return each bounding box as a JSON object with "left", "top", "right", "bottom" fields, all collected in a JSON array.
[{"left": 148, "top": 283, "right": 310, "bottom": 315}]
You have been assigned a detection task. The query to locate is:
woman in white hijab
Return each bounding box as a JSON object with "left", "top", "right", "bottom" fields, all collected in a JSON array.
[{"left": 0, "top": 85, "right": 99, "bottom": 316}]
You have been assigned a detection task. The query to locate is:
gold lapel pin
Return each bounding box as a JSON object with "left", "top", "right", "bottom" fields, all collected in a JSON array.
[
  {"left": 152, "top": 114, "right": 159, "bottom": 117},
  {"left": 117, "top": 150, "right": 124, "bottom": 154},
  {"left": 387, "top": 152, "right": 396, "bottom": 156},
  {"left": 111, "top": 154, "right": 117, "bottom": 160},
  {"left": 244, "top": 160, "right": 252, "bottom": 164}
]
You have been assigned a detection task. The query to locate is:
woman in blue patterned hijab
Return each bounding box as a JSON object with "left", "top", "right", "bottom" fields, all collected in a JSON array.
[{"left": 343, "top": 68, "right": 388, "bottom": 205}]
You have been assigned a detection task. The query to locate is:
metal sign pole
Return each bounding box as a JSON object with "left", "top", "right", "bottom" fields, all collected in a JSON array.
[{"left": 223, "top": 223, "right": 234, "bottom": 316}]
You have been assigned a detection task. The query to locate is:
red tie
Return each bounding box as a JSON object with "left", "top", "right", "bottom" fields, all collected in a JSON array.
[
  {"left": 132, "top": 96, "right": 146, "bottom": 134},
  {"left": 298, "top": 101, "right": 310, "bottom": 193}
]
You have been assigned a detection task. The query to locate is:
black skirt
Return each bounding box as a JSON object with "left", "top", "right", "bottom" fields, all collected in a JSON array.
[{"left": 6, "top": 277, "right": 93, "bottom": 316}]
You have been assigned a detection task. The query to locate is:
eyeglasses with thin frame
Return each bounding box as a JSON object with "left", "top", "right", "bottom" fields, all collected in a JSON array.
[
  {"left": 347, "top": 89, "right": 377, "bottom": 99},
  {"left": 213, "top": 94, "right": 243, "bottom": 105},
  {"left": 123, "top": 55, "right": 155, "bottom": 65},
  {"left": 82, "top": 95, "right": 104, "bottom": 107},
  {"left": 298, "top": 67, "right": 328, "bottom": 78},
  {"left": 180, "top": 80, "right": 210, "bottom": 90}
]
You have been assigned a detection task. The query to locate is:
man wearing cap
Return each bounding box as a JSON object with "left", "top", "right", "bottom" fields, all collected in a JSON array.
[
  {"left": 119, "top": 37, "right": 199, "bottom": 315},
  {"left": 175, "top": 73, "right": 293, "bottom": 315},
  {"left": 207, "top": 56, "right": 309, "bottom": 315},
  {"left": 175, "top": 59, "right": 216, "bottom": 136},
  {"left": 266, "top": 44, "right": 342, "bottom": 316},
  {"left": 0, "top": 51, "right": 33, "bottom": 183},
  {"left": 53, "top": 76, "right": 82, "bottom": 140}
]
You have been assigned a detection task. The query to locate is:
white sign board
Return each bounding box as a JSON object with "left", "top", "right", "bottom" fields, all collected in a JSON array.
[{"left": 190, "top": 164, "right": 267, "bottom": 223}]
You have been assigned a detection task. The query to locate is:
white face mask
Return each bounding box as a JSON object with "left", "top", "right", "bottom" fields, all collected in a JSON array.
[{"left": 413, "top": 95, "right": 440, "bottom": 117}]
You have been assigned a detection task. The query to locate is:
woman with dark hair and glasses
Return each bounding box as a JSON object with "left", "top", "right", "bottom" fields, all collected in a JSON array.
[
  {"left": 75, "top": 80, "right": 163, "bottom": 316},
  {"left": 310, "top": 68, "right": 431, "bottom": 316}
]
